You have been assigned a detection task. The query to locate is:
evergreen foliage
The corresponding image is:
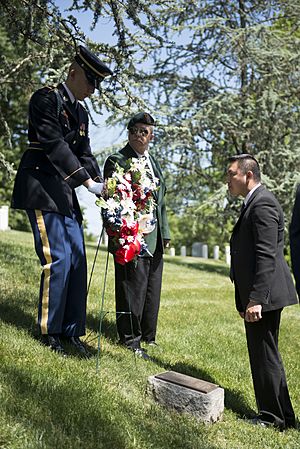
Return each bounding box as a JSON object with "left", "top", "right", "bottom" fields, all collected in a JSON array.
[{"left": 145, "top": 0, "right": 300, "bottom": 247}]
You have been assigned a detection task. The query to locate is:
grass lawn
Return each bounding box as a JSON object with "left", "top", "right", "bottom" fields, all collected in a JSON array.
[{"left": 0, "top": 230, "right": 299, "bottom": 449}]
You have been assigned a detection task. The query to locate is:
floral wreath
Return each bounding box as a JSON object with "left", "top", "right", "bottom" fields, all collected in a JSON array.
[{"left": 97, "top": 157, "right": 158, "bottom": 265}]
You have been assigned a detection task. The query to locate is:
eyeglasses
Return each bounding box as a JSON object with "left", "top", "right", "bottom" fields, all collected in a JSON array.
[{"left": 129, "top": 127, "right": 150, "bottom": 137}]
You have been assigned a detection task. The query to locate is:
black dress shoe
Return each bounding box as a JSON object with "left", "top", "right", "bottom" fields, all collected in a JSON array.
[
  {"left": 247, "top": 415, "right": 284, "bottom": 429},
  {"left": 248, "top": 417, "right": 271, "bottom": 428},
  {"left": 133, "top": 347, "right": 151, "bottom": 361},
  {"left": 47, "top": 335, "right": 67, "bottom": 357},
  {"left": 67, "top": 337, "right": 91, "bottom": 358}
]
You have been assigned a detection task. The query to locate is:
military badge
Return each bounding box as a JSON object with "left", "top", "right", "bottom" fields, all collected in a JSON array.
[
  {"left": 79, "top": 123, "right": 86, "bottom": 136},
  {"left": 62, "top": 110, "right": 70, "bottom": 128}
]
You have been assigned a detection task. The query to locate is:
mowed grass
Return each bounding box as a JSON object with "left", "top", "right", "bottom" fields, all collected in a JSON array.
[{"left": 0, "top": 230, "right": 299, "bottom": 449}]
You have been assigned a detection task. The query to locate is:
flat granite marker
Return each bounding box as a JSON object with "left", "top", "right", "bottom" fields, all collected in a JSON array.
[{"left": 147, "top": 371, "right": 224, "bottom": 423}]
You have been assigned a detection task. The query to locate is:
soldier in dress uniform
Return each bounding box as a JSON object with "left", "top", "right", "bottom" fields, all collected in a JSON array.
[{"left": 11, "top": 45, "right": 113, "bottom": 357}]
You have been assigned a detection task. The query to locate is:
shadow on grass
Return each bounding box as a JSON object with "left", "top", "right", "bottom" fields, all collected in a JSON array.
[
  {"left": 1, "top": 363, "right": 219, "bottom": 449},
  {"left": 148, "top": 355, "right": 254, "bottom": 419},
  {"left": 0, "top": 292, "right": 37, "bottom": 334},
  {"left": 165, "top": 258, "right": 230, "bottom": 277},
  {"left": 86, "top": 312, "right": 118, "bottom": 344},
  {"left": 86, "top": 313, "right": 254, "bottom": 421},
  {"left": 0, "top": 240, "right": 39, "bottom": 332}
]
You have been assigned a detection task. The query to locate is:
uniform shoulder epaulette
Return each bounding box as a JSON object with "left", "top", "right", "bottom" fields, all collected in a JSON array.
[
  {"left": 35, "top": 86, "right": 63, "bottom": 117},
  {"left": 36, "top": 86, "right": 57, "bottom": 96}
]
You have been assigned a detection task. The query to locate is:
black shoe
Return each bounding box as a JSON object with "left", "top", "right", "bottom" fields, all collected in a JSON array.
[
  {"left": 133, "top": 347, "right": 151, "bottom": 360},
  {"left": 248, "top": 417, "right": 271, "bottom": 428},
  {"left": 67, "top": 336, "right": 91, "bottom": 358},
  {"left": 47, "top": 335, "right": 67, "bottom": 357},
  {"left": 247, "top": 415, "right": 282, "bottom": 429}
]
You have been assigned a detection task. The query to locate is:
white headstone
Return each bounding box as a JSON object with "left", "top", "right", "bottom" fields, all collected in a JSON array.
[
  {"left": 192, "top": 242, "right": 202, "bottom": 257},
  {"left": 225, "top": 245, "right": 230, "bottom": 265},
  {"left": 180, "top": 246, "right": 186, "bottom": 257},
  {"left": 0, "top": 205, "right": 9, "bottom": 231},
  {"left": 202, "top": 244, "right": 208, "bottom": 259},
  {"left": 213, "top": 245, "right": 219, "bottom": 260},
  {"left": 169, "top": 247, "right": 175, "bottom": 257}
]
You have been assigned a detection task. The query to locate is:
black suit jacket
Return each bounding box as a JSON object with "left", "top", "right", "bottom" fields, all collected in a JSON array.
[
  {"left": 11, "top": 84, "right": 101, "bottom": 221},
  {"left": 230, "top": 185, "right": 298, "bottom": 313},
  {"left": 103, "top": 143, "right": 170, "bottom": 256},
  {"left": 289, "top": 184, "right": 300, "bottom": 296}
]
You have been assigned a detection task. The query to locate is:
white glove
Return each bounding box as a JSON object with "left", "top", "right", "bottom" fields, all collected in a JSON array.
[{"left": 86, "top": 180, "right": 104, "bottom": 195}]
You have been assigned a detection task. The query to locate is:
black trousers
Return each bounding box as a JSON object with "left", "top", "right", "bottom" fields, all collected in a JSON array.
[
  {"left": 114, "top": 247, "right": 163, "bottom": 349},
  {"left": 245, "top": 309, "right": 295, "bottom": 429}
]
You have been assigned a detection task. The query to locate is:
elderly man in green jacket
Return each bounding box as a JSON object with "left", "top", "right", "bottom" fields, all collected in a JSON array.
[{"left": 103, "top": 112, "right": 170, "bottom": 360}]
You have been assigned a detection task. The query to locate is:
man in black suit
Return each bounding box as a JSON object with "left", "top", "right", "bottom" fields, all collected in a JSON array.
[
  {"left": 228, "top": 154, "right": 297, "bottom": 430},
  {"left": 289, "top": 185, "right": 300, "bottom": 298},
  {"left": 11, "top": 46, "right": 112, "bottom": 356},
  {"left": 103, "top": 112, "right": 170, "bottom": 360}
]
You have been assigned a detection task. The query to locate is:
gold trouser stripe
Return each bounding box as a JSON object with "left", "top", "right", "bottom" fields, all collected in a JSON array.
[{"left": 35, "top": 210, "right": 52, "bottom": 334}]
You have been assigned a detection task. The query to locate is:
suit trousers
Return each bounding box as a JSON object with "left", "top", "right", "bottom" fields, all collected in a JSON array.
[
  {"left": 114, "top": 247, "right": 163, "bottom": 348},
  {"left": 27, "top": 209, "right": 87, "bottom": 336},
  {"left": 244, "top": 309, "right": 295, "bottom": 429}
]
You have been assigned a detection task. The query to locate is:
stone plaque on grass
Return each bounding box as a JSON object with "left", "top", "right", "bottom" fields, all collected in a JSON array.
[{"left": 147, "top": 371, "right": 224, "bottom": 423}]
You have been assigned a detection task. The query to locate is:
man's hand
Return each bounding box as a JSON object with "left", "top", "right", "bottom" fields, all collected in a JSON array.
[
  {"left": 84, "top": 179, "right": 104, "bottom": 196},
  {"left": 245, "top": 300, "right": 262, "bottom": 322},
  {"left": 163, "top": 239, "right": 170, "bottom": 249}
]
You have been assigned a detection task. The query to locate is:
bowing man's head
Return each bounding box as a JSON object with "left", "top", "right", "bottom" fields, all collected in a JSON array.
[{"left": 66, "top": 45, "right": 113, "bottom": 101}]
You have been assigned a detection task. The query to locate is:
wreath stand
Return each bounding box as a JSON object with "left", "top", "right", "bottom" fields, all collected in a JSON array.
[{"left": 84, "top": 227, "right": 136, "bottom": 372}]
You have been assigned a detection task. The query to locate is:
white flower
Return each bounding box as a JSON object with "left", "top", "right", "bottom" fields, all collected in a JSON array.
[
  {"left": 120, "top": 198, "right": 136, "bottom": 215},
  {"left": 141, "top": 176, "right": 152, "bottom": 189},
  {"left": 127, "top": 236, "right": 135, "bottom": 243},
  {"left": 106, "top": 198, "right": 120, "bottom": 211},
  {"left": 130, "top": 157, "right": 147, "bottom": 172},
  {"left": 115, "top": 172, "right": 131, "bottom": 190},
  {"left": 119, "top": 238, "right": 126, "bottom": 245},
  {"left": 123, "top": 213, "right": 135, "bottom": 226}
]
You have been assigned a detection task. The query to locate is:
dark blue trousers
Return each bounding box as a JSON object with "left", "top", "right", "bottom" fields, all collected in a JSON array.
[{"left": 27, "top": 210, "right": 87, "bottom": 336}]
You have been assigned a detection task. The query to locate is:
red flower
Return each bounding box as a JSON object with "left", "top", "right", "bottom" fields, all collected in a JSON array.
[
  {"left": 115, "top": 238, "right": 141, "bottom": 265},
  {"left": 119, "top": 220, "right": 139, "bottom": 238}
]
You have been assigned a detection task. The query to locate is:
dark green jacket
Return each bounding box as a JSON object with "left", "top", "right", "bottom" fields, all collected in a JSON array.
[{"left": 103, "top": 143, "right": 170, "bottom": 256}]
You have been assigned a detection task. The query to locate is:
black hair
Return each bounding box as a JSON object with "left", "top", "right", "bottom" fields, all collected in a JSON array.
[{"left": 228, "top": 153, "right": 261, "bottom": 182}]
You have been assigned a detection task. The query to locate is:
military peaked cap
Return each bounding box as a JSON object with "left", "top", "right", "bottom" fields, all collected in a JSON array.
[
  {"left": 75, "top": 45, "right": 113, "bottom": 89},
  {"left": 127, "top": 112, "right": 156, "bottom": 129}
]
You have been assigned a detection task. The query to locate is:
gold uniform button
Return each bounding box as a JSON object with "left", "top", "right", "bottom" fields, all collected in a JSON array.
[
  {"left": 35, "top": 166, "right": 39, "bottom": 170},
  {"left": 73, "top": 140, "right": 76, "bottom": 144}
]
